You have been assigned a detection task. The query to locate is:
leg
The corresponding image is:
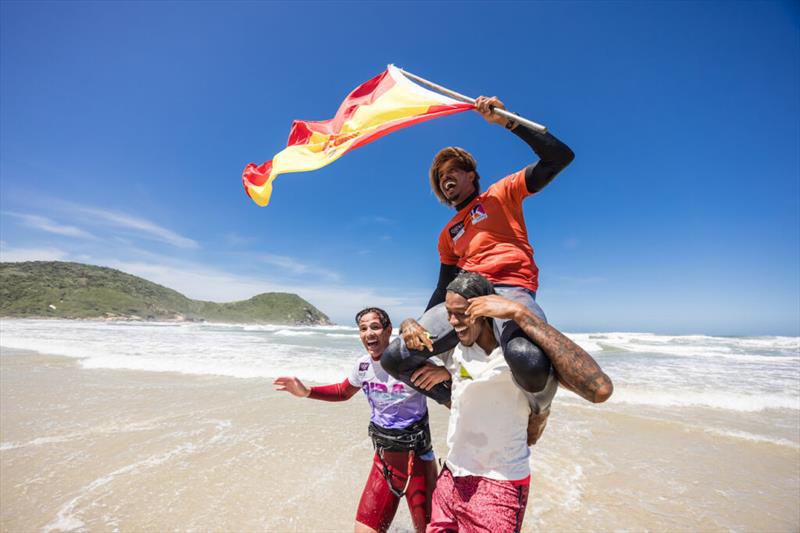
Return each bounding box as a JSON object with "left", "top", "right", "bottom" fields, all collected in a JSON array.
[
  {"left": 355, "top": 454, "right": 402, "bottom": 533},
  {"left": 380, "top": 303, "right": 458, "bottom": 404},
  {"left": 458, "top": 477, "right": 530, "bottom": 533},
  {"left": 426, "top": 468, "right": 458, "bottom": 533},
  {"left": 355, "top": 522, "right": 379, "bottom": 533},
  {"left": 493, "top": 287, "right": 558, "bottom": 414},
  {"left": 404, "top": 455, "right": 438, "bottom": 533}
]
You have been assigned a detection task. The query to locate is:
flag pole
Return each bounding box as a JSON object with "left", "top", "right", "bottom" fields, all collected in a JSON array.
[{"left": 395, "top": 66, "right": 547, "bottom": 134}]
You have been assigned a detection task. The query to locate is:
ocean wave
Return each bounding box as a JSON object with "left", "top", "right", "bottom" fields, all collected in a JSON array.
[
  {"left": 567, "top": 332, "right": 799, "bottom": 362},
  {"left": 2, "top": 320, "right": 797, "bottom": 395},
  {"left": 703, "top": 428, "right": 800, "bottom": 449},
  {"left": 273, "top": 330, "right": 317, "bottom": 337},
  {"left": 611, "top": 388, "right": 800, "bottom": 412}
]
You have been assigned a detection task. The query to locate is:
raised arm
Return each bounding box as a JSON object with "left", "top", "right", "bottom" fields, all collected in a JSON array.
[
  {"left": 514, "top": 127, "right": 574, "bottom": 194},
  {"left": 465, "top": 295, "right": 613, "bottom": 403},
  {"left": 474, "top": 95, "right": 575, "bottom": 194}
]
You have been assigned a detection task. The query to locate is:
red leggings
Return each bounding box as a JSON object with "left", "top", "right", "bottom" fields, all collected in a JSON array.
[{"left": 355, "top": 451, "right": 438, "bottom": 533}]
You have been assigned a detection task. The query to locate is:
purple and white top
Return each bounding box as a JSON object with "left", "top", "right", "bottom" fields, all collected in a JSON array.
[{"left": 349, "top": 354, "right": 428, "bottom": 430}]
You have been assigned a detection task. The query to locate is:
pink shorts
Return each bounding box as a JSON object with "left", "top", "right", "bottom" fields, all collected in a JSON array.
[{"left": 427, "top": 467, "right": 530, "bottom": 533}]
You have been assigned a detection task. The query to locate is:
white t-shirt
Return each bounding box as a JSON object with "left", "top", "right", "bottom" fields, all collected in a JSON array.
[
  {"left": 348, "top": 354, "right": 428, "bottom": 430},
  {"left": 441, "top": 343, "right": 531, "bottom": 481}
]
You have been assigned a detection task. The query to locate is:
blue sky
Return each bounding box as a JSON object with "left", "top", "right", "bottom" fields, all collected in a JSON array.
[{"left": 1, "top": 1, "right": 798, "bottom": 335}]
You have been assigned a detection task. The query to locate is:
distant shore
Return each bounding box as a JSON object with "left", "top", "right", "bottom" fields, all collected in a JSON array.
[{"left": 0, "top": 315, "right": 332, "bottom": 325}]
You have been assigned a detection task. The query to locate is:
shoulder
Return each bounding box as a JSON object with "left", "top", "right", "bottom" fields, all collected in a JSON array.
[
  {"left": 351, "top": 354, "right": 372, "bottom": 380},
  {"left": 489, "top": 169, "right": 526, "bottom": 194}
]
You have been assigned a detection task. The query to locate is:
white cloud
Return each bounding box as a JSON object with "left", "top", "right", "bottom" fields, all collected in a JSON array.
[
  {"left": 259, "top": 254, "right": 341, "bottom": 282},
  {"left": 0, "top": 243, "right": 70, "bottom": 262},
  {"left": 91, "top": 256, "right": 426, "bottom": 324},
  {"left": 3, "top": 211, "right": 95, "bottom": 239},
  {"left": 4, "top": 200, "right": 199, "bottom": 250},
  {"left": 69, "top": 206, "right": 199, "bottom": 249},
  {"left": 24, "top": 200, "right": 198, "bottom": 250},
  {"left": 0, "top": 228, "right": 425, "bottom": 323},
  {"left": 224, "top": 232, "right": 254, "bottom": 247}
]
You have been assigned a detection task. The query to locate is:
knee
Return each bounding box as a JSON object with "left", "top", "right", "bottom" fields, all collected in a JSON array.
[{"left": 504, "top": 337, "right": 551, "bottom": 393}]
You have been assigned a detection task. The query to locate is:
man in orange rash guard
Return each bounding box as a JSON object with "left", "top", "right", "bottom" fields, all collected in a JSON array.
[
  {"left": 274, "top": 307, "right": 446, "bottom": 533},
  {"left": 381, "top": 96, "right": 615, "bottom": 440}
]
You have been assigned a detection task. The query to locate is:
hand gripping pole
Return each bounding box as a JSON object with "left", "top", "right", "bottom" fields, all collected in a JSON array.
[{"left": 394, "top": 66, "right": 547, "bottom": 134}]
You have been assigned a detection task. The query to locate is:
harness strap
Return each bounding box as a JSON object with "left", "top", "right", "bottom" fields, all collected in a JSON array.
[{"left": 378, "top": 448, "right": 415, "bottom": 499}]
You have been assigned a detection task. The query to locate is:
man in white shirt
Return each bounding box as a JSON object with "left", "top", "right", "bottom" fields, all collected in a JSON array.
[{"left": 415, "top": 272, "right": 612, "bottom": 532}]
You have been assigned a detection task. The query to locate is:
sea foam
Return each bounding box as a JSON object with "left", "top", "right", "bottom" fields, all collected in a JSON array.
[{"left": 1, "top": 320, "right": 798, "bottom": 415}]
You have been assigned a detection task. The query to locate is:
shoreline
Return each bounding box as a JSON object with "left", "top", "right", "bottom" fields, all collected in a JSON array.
[
  {"left": 2, "top": 347, "right": 799, "bottom": 532},
  {"left": 5, "top": 316, "right": 800, "bottom": 338},
  {"left": 0, "top": 316, "right": 334, "bottom": 326}
]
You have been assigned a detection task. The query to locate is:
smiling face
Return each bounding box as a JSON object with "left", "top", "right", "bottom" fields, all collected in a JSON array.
[
  {"left": 445, "top": 291, "right": 486, "bottom": 347},
  {"left": 358, "top": 312, "right": 393, "bottom": 360},
  {"left": 438, "top": 160, "right": 477, "bottom": 206}
]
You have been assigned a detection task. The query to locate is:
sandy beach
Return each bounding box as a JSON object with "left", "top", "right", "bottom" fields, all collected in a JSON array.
[{"left": 1, "top": 346, "right": 798, "bottom": 532}]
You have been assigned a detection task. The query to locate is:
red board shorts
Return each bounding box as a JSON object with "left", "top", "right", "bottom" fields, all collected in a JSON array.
[
  {"left": 427, "top": 467, "right": 530, "bottom": 533},
  {"left": 356, "top": 450, "right": 437, "bottom": 533}
]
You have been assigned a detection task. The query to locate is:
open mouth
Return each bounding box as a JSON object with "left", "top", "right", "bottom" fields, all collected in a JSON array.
[
  {"left": 366, "top": 339, "right": 380, "bottom": 350},
  {"left": 442, "top": 179, "right": 457, "bottom": 194}
]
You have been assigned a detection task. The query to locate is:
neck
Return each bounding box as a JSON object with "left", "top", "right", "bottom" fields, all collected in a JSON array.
[
  {"left": 475, "top": 321, "right": 498, "bottom": 353},
  {"left": 453, "top": 190, "right": 479, "bottom": 211}
]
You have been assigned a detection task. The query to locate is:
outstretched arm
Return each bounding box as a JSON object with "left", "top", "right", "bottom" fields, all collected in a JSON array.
[
  {"left": 274, "top": 377, "right": 360, "bottom": 401},
  {"left": 465, "top": 295, "right": 613, "bottom": 403},
  {"left": 474, "top": 95, "right": 575, "bottom": 194}
]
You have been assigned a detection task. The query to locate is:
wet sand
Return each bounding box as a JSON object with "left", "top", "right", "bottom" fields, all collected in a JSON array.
[{"left": 1, "top": 348, "right": 798, "bottom": 532}]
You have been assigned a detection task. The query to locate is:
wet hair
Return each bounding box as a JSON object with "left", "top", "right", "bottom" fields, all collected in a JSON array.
[
  {"left": 446, "top": 271, "right": 495, "bottom": 300},
  {"left": 355, "top": 307, "right": 391, "bottom": 328},
  {"left": 429, "top": 147, "right": 481, "bottom": 204}
]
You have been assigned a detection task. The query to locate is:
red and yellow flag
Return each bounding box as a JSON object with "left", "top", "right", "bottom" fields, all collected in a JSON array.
[{"left": 242, "top": 65, "right": 473, "bottom": 206}]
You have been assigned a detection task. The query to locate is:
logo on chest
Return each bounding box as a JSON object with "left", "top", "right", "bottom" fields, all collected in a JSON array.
[
  {"left": 449, "top": 221, "right": 465, "bottom": 243},
  {"left": 470, "top": 204, "right": 488, "bottom": 224},
  {"left": 358, "top": 362, "right": 370, "bottom": 372}
]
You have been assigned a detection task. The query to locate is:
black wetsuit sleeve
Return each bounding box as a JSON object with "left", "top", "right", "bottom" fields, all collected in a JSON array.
[
  {"left": 425, "top": 263, "right": 462, "bottom": 311},
  {"left": 510, "top": 124, "right": 575, "bottom": 194}
]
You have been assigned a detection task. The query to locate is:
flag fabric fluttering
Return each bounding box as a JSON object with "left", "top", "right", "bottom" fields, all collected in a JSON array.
[{"left": 242, "top": 64, "right": 474, "bottom": 206}]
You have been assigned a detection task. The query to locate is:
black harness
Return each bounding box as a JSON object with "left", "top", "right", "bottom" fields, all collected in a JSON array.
[{"left": 368, "top": 414, "right": 432, "bottom": 498}]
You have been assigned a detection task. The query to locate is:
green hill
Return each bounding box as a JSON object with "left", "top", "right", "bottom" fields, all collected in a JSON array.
[{"left": 0, "top": 261, "right": 331, "bottom": 325}]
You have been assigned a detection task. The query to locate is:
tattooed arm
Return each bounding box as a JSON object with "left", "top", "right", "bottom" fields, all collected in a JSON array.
[{"left": 465, "top": 295, "right": 613, "bottom": 403}]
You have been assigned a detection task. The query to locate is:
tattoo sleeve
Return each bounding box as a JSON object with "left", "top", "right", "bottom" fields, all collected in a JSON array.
[{"left": 515, "top": 310, "right": 613, "bottom": 403}]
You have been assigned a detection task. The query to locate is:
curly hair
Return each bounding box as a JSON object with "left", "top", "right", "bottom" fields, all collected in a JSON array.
[
  {"left": 355, "top": 307, "right": 391, "bottom": 328},
  {"left": 429, "top": 146, "right": 481, "bottom": 204},
  {"left": 446, "top": 271, "right": 495, "bottom": 300}
]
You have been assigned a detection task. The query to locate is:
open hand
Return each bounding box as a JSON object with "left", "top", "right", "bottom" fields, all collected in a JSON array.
[
  {"left": 400, "top": 318, "right": 434, "bottom": 352},
  {"left": 411, "top": 363, "right": 451, "bottom": 391},
  {"left": 274, "top": 376, "right": 310, "bottom": 398}
]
